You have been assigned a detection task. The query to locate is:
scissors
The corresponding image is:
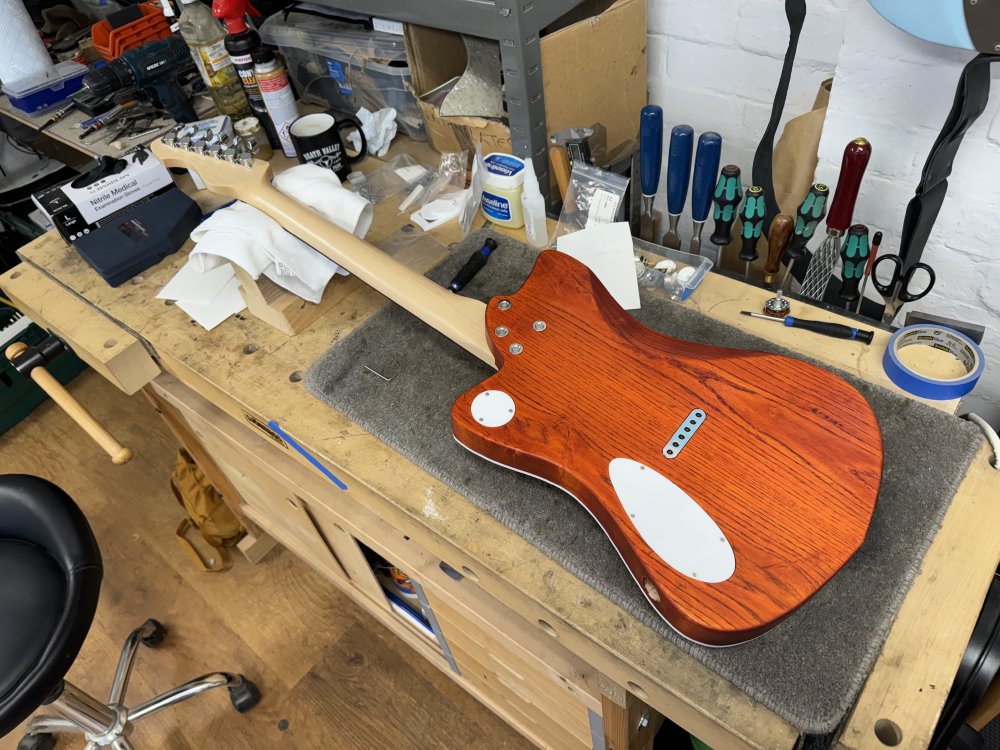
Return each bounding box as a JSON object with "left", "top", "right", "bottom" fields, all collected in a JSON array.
[{"left": 871, "top": 253, "right": 936, "bottom": 324}]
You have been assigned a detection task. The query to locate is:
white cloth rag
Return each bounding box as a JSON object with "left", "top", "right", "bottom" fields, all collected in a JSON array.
[
  {"left": 348, "top": 106, "right": 397, "bottom": 158},
  {"left": 189, "top": 201, "right": 347, "bottom": 304},
  {"left": 273, "top": 164, "right": 373, "bottom": 238}
]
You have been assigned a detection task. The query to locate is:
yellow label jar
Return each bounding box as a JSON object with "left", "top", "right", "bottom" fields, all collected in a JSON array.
[{"left": 481, "top": 153, "right": 526, "bottom": 228}]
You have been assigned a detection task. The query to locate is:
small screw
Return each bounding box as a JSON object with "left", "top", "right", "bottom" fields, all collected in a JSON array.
[
  {"left": 498, "top": 300, "right": 512, "bottom": 310},
  {"left": 636, "top": 709, "right": 651, "bottom": 731},
  {"left": 494, "top": 326, "right": 509, "bottom": 337},
  {"left": 508, "top": 343, "right": 523, "bottom": 355},
  {"left": 532, "top": 320, "right": 547, "bottom": 332}
]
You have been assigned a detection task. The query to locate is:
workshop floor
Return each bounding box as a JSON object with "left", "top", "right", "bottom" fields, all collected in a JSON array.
[{"left": 0, "top": 371, "right": 535, "bottom": 750}]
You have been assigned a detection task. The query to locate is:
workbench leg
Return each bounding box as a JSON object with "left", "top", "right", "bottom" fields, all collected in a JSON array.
[{"left": 599, "top": 675, "right": 664, "bottom": 750}]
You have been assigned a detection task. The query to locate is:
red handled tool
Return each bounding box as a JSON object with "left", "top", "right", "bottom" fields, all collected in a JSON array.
[{"left": 799, "top": 139, "right": 872, "bottom": 300}]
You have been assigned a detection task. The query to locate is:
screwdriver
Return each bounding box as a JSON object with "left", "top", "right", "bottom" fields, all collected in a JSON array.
[
  {"left": 661, "top": 124, "right": 694, "bottom": 250},
  {"left": 741, "top": 311, "right": 874, "bottom": 344},
  {"left": 688, "top": 131, "right": 722, "bottom": 260},
  {"left": 738, "top": 185, "right": 766, "bottom": 279},
  {"left": 837, "top": 224, "right": 870, "bottom": 310},
  {"left": 39, "top": 102, "right": 78, "bottom": 132},
  {"left": 763, "top": 214, "right": 794, "bottom": 287},
  {"left": 800, "top": 138, "right": 872, "bottom": 300},
  {"left": 854, "top": 230, "right": 883, "bottom": 314},
  {"left": 780, "top": 183, "right": 829, "bottom": 289},
  {"left": 710, "top": 165, "right": 742, "bottom": 263},
  {"left": 449, "top": 238, "right": 498, "bottom": 292}
]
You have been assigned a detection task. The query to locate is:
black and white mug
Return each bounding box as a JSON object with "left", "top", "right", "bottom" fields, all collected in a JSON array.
[{"left": 289, "top": 112, "right": 368, "bottom": 182}]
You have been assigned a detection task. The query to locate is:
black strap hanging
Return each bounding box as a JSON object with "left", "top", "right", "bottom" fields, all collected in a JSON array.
[
  {"left": 752, "top": 0, "right": 807, "bottom": 237},
  {"left": 897, "top": 53, "right": 999, "bottom": 273}
]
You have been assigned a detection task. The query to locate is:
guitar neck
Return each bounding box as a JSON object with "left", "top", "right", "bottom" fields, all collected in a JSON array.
[
  {"left": 250, "top": 184, "right": 494, "bottom": 365},
  {"left": 149, "top": 138, "right": 493, "bottom": 365}
]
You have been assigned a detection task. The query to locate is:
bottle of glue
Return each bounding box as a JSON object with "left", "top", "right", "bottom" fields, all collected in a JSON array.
[
  {"left": 521, "top": 157, "right": 548, "bottom": 248},
  {"left": 212, "top": 0, "right": 279, "bottom": 149}
]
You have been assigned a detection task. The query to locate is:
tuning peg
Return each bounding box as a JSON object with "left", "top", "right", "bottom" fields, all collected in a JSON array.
[
  {"left": 207, "top": 133, "right": 230, "bottom": 158},
  {"left": 162, "top": 124, "right": 186, "bottom": 147}
]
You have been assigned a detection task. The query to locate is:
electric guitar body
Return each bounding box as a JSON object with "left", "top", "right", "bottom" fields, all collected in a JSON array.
[
  {"left": 452, "top": 250, "right": 882, "bottom": 646},
  {"left": 150, "top": 139, "right": 883, "bottom": 647}
]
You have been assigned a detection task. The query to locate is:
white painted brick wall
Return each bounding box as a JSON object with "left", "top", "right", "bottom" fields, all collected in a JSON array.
[{"left": 647, "top": 0, "right": 998, "bottom": 422}]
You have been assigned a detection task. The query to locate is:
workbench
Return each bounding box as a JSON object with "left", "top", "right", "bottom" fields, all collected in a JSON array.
[{"left": 1, "top": 138, "right": 996, "bottom": 750}]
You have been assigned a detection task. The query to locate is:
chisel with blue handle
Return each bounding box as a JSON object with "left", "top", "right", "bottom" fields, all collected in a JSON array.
[
  {"left": 661, "top": 124, "right": 694, "bottom": 249},
  {"left": 639, "top": 105, "right": 663, "bottom": 242},
  {"left": 689, "top": 131, "right": 722, "bottom": 261}
]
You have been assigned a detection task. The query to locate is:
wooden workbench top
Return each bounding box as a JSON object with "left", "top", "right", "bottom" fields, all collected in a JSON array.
[{"left": 6, "top": 140, "right": 997, "bottom": 750}]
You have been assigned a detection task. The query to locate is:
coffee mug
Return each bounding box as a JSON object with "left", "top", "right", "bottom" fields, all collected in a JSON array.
[{"left": 289, "top": 112, "right": 368, "bottom": 182}]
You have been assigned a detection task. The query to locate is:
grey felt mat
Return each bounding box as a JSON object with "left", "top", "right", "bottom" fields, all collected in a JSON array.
[{"left": 305, "top": 228, "right": 983, "bottom": 734}]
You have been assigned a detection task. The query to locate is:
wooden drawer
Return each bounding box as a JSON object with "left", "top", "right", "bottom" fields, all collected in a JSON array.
[{"left": 1, "top": 263, "right": 159, "bottom": 394}]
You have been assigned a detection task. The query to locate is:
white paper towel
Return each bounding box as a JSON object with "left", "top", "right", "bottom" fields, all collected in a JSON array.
[{"left": 0, "top": 0, "right": 55, "bottom": 87}]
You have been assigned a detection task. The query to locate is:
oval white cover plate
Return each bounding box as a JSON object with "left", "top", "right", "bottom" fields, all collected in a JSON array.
[{"left": 609, "top": 458, "right": 735, "bottom": 583}]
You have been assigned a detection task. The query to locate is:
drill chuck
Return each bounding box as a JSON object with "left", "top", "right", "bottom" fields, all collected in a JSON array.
[{"left": 82, "top": 62, "right": 135, "bottom": 101}]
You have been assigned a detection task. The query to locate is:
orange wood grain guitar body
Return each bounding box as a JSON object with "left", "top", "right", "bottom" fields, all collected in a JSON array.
[
  {"left": 148, "top": 138, "right": 882, "bottom": 647},
  {"left": 452, "top": 251, "right": 882, "bottom": 646}
]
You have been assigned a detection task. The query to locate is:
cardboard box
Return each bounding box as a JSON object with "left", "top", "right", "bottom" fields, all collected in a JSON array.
[
  {"left": 405, "top": 0, "right": 646, "bottom": 158},
  {"left": 32, "top": 147, "right": 175, "bottom": 244}
]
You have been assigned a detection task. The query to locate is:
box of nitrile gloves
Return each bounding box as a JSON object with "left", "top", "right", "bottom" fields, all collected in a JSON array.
[{"left": 31, "top": 147, "right": 174, "bottom": 244}]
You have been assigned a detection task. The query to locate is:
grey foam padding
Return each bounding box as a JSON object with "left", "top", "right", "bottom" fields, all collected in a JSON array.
[{"left": 306, "top": 228, "right": 983, "bottom": 734}]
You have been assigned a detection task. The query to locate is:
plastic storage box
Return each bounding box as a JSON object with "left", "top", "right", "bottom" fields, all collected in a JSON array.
[
  {"left": 4, "top": 61, "right": 88, "bottom": 116},
  {"left": 260, "top": 11, "right": 426, "bottom": 140}
]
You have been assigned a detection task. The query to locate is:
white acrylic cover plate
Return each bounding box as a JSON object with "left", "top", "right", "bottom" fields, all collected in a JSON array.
[
  {"left": 470, "top": 390, "right": 515, "bottom": 427},
  {"left": 609, "top": 458, "right": 735, "bottom": 583}
]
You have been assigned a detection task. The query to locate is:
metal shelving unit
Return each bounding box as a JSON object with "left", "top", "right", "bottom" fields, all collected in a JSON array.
[{"left": 309, "top": 0, "right": 589, "bottom": 201}]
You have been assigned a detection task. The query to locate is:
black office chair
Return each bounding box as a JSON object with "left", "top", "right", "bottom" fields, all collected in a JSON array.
[{"left": 0, "top": 475, "right": 260, "bottom": 750}]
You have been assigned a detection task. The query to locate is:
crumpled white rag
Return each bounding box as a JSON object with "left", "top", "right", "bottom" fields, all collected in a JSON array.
[
  {"left": 347, "top": 107, "right": 397, "bottom": 158},
  {"left": 189, "top": 201, "right": 347, "bottom": 304},
  {"left": 272, "top": 164, "right": 373, "bottom": 237}
]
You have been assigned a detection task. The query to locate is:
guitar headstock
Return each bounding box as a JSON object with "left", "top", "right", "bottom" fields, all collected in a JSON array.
[{"left": 149, "top": 124, "right": 273, "bottom": 199}]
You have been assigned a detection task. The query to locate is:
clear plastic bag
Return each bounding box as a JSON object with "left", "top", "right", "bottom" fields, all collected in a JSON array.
[
  {"left": 399, "top": 150, "right": 468, "bottom": 214},
  {"left": 346, "top": 154, "right": 432, "bottom": 205},
  {"left": 553, "top": 161, "right": 629, "bottom": 243},
  {"left": 457, "top": 146, "right": 487, "bottom": 239}
]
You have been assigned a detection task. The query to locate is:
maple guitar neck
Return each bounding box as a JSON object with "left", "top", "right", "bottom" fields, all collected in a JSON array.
[{"left": 149, "top": 140, "right": 494, "bottom": 365}]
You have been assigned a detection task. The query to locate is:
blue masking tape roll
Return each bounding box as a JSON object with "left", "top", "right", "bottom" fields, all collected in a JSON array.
[{"left": 882, "top": 325, "right": 985, "bottom": 400}]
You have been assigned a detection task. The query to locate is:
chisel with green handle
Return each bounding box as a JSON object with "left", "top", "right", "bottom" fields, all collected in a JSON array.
[
  {"left": 780, "top": 183, "right": 829, "bottom": 288},
  {"left": 738, "top": 185, "right": 766, "bottom": 279},
  {"left": 837, "top": 224, "right": 870, "bottom": 309}
]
